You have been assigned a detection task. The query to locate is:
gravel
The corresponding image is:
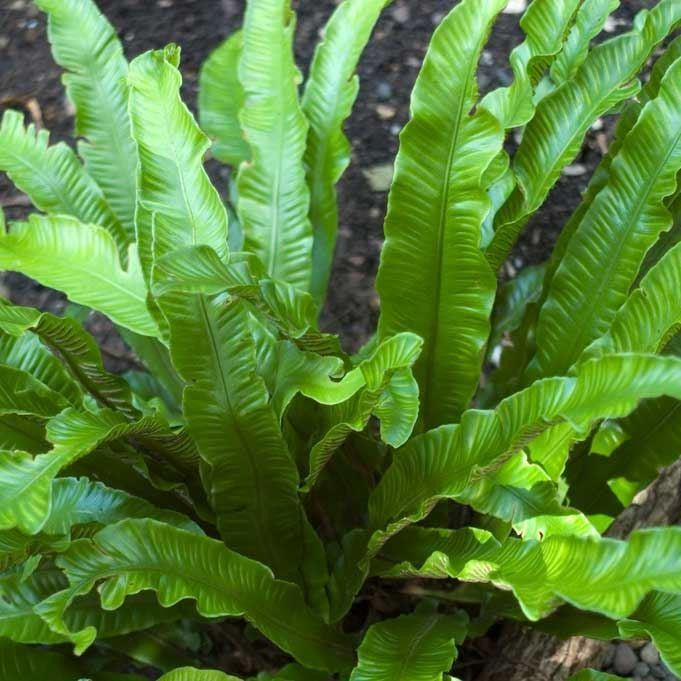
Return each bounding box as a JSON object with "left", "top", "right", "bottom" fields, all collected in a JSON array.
[
  {"left": 604, "top": 643, "right": 677, "bottom": 680},
  {"left": 641, "top": 643, "right": 661, "bottom": 667},
  {"left": 613, "top": 643, "right": 639, "bottom": 676}
]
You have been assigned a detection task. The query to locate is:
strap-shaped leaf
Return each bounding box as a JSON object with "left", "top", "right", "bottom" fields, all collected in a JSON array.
[
  {"left": 302, "top": 0, "right": 390, "bottom": 302},
  {"left": 486, "top": 0, "right": 681, "bottom": 268},
  {"left": 301, "top": 335, "right": 421, "bottom": 491},
  {"left": 328, "top": 353, "right": 681, "bottom": 620},
  {"left": 0, "top": 564, "right": 193, "bottom": 646},
  {"left": 549, "top": 0, "right": 620, "bottom": 86},
  {"left": 0, "top": 302, "right": 134, "bottom": 416},
  {"left": 569, "top": 394, "right": 681, "bottom": 515},
  {"left": 152, "top": 245, "right": 322, "bottom": 342},
  {"left": 619, "top": 592, "right": 681, "bottom": 675},
  {"left": 237, "top": 0, "right": 313, "bottom": 290},
  {"left": 0, "top": 407, "right": 198, "bottom": 535},
  {"left": 0, "top": 215, "right": 158, "bottom": 337},
  {"left": 369, "top": 353, "right": 681, "bottom": 536},
  {"left": 349, "top": 610, "right": 467, "bottom": 681},
  {"left": 127, "top": 45, "right": 229, "bottom": 279},
  {"left": 198, "top": 31, "right": 250, "bottom": 168},
  {"left": 0, "top": 110, "right": 128, "bottom": 258},
  {"left": 534, "top": 56, "right": 681, "bottom": 376},
  {"left": 37, "top": 519, "right": 355, "bottom": 672},
  {"left": 35, "top": 0, "right": 138, "bottom": 241},
  {"left": 0, "top": 332, "right": 82, "bottom": 408},
  {"left": 0, "top": 415, "right": 46, "bottom": 453},
  {"left": 159, "top": 670, "right": 241, "bottom": 681},
  {"left": 376, "top": 0, "right": 505, "bottom": 429},
  {"left": 0, "top": 639, "right": 86, "bottom": 679},
  {"left": 584, "top": 242, "right": 681, "bottom": 360},
  {"left": 537, "top": 35, "right": 681, "bottom": 313},
  {"left": 162, "top": 293, "right": 319, "bottom": 591},
  {"left": 480, "top": 0, "right": 583, "bottom": 128},
  {"left": 0, "top": 365, "right": 69, "bottom": 418},
  {"left": 456, "top": 451, "right": 595, "bottom": 538},
  {"left": 375, "top": 525, "right": 681, "bottom": 621},
  {"left": 0, "top": 475, "right": 200, "bottom": 572}
]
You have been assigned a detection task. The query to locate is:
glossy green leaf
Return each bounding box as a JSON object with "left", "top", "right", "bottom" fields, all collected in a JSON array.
[
  {"left": 486, "top": 0, "right": 681, "bottom": 268},
  {"left": 0, "top": 639, "right": 86, "bottom": 679},
  {"left": 0, "top": 302, "right": 135, "bottom": 416},
  {"left": 35, "top": 0, "right": 138, "bottom": 242},
  {"left": 158, "top": 668, "right": 241, "bottom": 681},
  {"left": 534, "top": 56, "right": 681, "bottom": 376},
  {"left": 584, "top": 242, "right": 681, "bottom": 360},
  {"left": 481, "top": 0, "right": 583, "bottom": 128},
  {"left": 198, "top": 30, "right": 250, "bottom": 167},
  {"left": 457, "top": 451, "right": 596, "bottom": 538},
  {"left": 549, "top": 0, "right": 620, "bottom": 86},
  {"left": 37, "top": 519, "right": 355, "bottom": 672},
  {"left": 0, "top": 365, "right": 68, "bottom": 418},
  {"left": 568, "top": 672, "right": 626, "bottom": 681},
  {"left": 0, "top": 564, "right": 194, "bottom": 646},
  {"left": 302, "top": 0, "right": 390, "bottom": 302},
  {"left": 161, "top": 293, "right": 321, "bottom": 593},
  {"left": 0, "top": 332, "right": 82, "bottom": 408},
  {"left": 349, "top": 611, "right": 467, "bottom": 681},
  {"left": 376, "top": 0, "right": 505, "bottom": 428},
  {"left": 619, "top": 592, "right": 681, "bottom": 675},
  {"left": 376, "top": 525, "right": 681, "bottom": 621},
  {"left": 369, "top": 354, "right": 681, "bottom": 538},
  {"left": 289, "top": 332, "right": 421, "bottom": 490},
  {"left": 0, "top": 407, "right": 198, "bottom": 535},
  {"left": 0, "top": 214, "right": 158, "bottom": 337},
  {"left": 127, "top": 45, "right": 229, "bottom": 280},
  {"left": 237, "top": 0, "right": 313, "bottom": 290},
  {"left": 0, "top": 110, "right": 128, "bottom": 258}
]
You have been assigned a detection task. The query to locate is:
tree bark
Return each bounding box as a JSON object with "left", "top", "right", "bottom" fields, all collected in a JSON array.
[{"left": 478, "top": 459, "right": 681, "bottom": 681}]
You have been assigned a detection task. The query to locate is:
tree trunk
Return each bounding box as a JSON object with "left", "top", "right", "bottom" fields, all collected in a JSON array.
[{"left": 478, "top": 459, "right": 681, "bottom": 681}]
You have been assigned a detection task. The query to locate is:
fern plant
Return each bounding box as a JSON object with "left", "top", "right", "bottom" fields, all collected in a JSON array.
[{"left": 0, "top": 0, "right": 680, "bottom": 678}]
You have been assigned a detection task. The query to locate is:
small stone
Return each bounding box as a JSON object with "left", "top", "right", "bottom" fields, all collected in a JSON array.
[
  {"left": 157, "top": 0, "right": 173, "bottom": 6},
  {"left": 389, "top": 124, "right": 401, "bottom": 136},
  {"left": 503, "top": 0, "right": 527, "bottom": 14},
  {"left": 391, "top": 3, "right": 410, "bottom": 23},
  {"left": 376, "top": 81, "right": 392, "bottom": 101},
  {"left": 602, "top": 644, "right": 616, "bottom": 668},
  {"left": 375, "top": 104, "right": 397, "bottom": 120},
  {"left": 613, "top": 643, "right": 638, "bottom": 676},
  {"left": 0, "top": 36, "right": 8, "bottom": 50},
  {"left": 564, "top": 163, "right": 588, "bottom": 177},
  {"left": 635, "top": 662, "right": 651, "bottom": 677},
  {"left": 363, "top": 164, "right": 394, "bottom": 192},
  {"left": 481, "top": 50, "right": 494, "bottom": 66},
  {"left": 641, "top": 644, "right": 660, "bottom": 666},
  {"left": 9, "top": 0, "right": 26, "bottom": 10},
  {"left": 431, "top": 11, "right": 445, "bottom": 25}
]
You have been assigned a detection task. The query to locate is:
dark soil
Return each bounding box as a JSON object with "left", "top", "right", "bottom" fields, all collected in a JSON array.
[{"left": 0, "top": 0, "right": 660, "bottom": 677}]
